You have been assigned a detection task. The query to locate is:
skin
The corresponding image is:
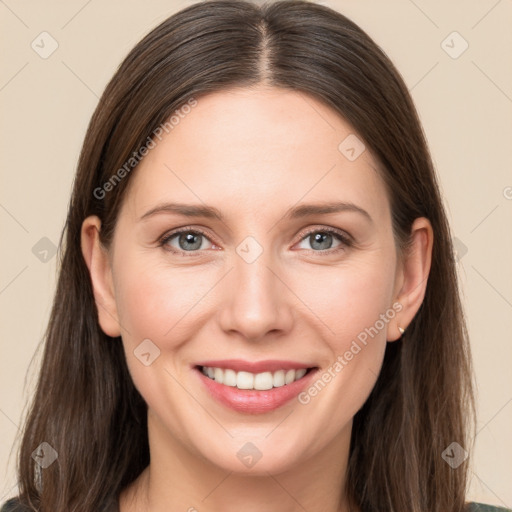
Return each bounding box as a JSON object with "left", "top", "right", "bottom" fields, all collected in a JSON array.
[{"left": 81, "top": 85, "right": 433, "bottom": 512}]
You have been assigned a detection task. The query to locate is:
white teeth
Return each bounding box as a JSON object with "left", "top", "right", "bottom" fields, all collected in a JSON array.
[
  {"left": 295, "top": 368, "right": 307, "bottom": 380},
  {"left": 223, "top": 368, "right": 237, "bottom": 387},
  {"left": 214, "top": 367, "right": 224, "bottom": 384},
  {"left": 285, "top": 369, "right": 295, "bottom": 384},
  {"left": 254, "top": 371, "right": 273, "bottom": 390},
  {"left": 201, "top": 366, "right": 310, "bottom": 390},
  {"left": 273, "top": 370, "right": 285, "bottom": 387},
  {"left": 236, "top": 371, "right": 254, "bottom": 390}
]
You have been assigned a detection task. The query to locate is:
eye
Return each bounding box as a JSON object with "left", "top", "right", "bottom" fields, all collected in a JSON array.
[
  {"left": 159, "top": 226, "right": 352, "bottom": 256},
  {"left": 160, "top": 228, "right": 215, "bottom": 254},
  {"left": 295, "top": 227, "right": 352, "bottom": 253}
]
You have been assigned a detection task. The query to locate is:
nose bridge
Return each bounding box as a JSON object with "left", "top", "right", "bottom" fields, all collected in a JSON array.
[{"left": 218, "top": 236, "right": 293, "bottom": 341}]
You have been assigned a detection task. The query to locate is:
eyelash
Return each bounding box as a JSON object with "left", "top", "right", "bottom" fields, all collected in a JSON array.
[{"left": 158, "top": 226, "right": 353, "bottom": 257}]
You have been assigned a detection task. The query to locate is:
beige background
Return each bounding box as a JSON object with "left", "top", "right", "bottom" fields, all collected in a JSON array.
[{"left": 1, "top": 0, "right": 511, "bottom": 507}]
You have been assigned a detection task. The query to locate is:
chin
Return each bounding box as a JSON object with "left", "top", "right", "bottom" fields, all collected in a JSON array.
[{"left": 194, "top": 431, "right": 311, "bottom": 476}]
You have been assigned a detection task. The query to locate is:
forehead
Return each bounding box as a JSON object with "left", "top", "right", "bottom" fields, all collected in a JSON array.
[{"left": 122, "top": 86, "right": 390, "bottom": 224}]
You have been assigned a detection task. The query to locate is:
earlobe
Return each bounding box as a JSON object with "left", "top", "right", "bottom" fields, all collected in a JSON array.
[
  {"left": 80, "top": 216, "right": 121, "bottom": 337},
  {"left": 388, "top": 217, "right": 434, "bottom": 342}
]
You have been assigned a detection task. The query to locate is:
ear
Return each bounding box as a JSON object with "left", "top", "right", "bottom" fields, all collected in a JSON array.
[
  {"left": 80, "top": 215, "right": 121, "bottom": 337},
  {"left": 388, "top": 217, "right": 434, "bottom": 342}
]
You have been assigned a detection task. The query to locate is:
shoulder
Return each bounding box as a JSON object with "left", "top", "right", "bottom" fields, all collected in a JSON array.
[
  {"left": 3, "top": 497, "right": 509, "bottom": 512},
  {"left": 0, "top": 498, "right": 32, "bottom": 512},
  {"left": 466, "top": 503, "right": 512, "bottom": 512},
  {"left": 1, "top": 496, "right": 119, "bottom": 512}
]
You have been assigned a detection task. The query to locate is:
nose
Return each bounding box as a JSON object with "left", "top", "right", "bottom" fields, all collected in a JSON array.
[{"left": 217, "top": 248, "right": 294, "bottom": 343}]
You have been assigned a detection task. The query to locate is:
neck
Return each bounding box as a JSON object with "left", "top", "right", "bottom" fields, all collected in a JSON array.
[{"left": 120, "top": 410, "right": 355, "bottom": 512}]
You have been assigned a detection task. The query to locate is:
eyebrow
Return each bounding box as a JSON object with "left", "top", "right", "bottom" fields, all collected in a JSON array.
[
  {"left": 139, "top": 201, "right": 373, "bottom": 224},
  {"left": 139, "top": 203, "right": 225, "bottom": 222},
  {"left": 285, "top": 201, "right": 373, "bottom": 224}
]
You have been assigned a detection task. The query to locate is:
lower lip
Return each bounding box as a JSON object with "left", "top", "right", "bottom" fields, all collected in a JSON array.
[{"left": 194, "top": 367, "right": 318, "bottom": 414}]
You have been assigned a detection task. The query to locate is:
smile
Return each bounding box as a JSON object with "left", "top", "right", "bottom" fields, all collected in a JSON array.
[
  {"left": 200, "top": 365, "right": 310, "bottom": 390},
  {"left": 193, "top": 360, "right": 319, "bottom": 414}
]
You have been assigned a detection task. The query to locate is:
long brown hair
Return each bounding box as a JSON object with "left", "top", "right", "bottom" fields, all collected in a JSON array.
[{"left": 15, "top": 1, "right": 475, "bottom": 511}]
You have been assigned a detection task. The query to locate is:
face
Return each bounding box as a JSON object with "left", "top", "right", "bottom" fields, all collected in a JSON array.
[{"left": 94, "top": 86, "right": 406, "bottom": 475}]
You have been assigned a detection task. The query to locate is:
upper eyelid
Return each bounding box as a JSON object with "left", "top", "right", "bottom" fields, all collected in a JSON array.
[
  {"left": 160, "top": 226, "right": 216, "bottom": 245},
  {"left": 297, "top": 225, "right": 352, "bottom": 240},
  {"left": 160, "top": 225, "right": 352, "bottom": 248}
]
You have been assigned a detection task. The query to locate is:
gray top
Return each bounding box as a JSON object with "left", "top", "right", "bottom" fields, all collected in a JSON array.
[{"left": 2, "top": 497, "right": 511, "bottom": 511}]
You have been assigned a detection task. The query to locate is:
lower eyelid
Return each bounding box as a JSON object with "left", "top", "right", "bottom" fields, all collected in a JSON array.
[
  {"left": 161, "top": 228, "right": 351, "bottom": 253},
  {"left": 296, "top": 231, "right": 349, "bottom": 250},
  {"left": 161, "top": 230, "right": 214, "bottom": 251}
]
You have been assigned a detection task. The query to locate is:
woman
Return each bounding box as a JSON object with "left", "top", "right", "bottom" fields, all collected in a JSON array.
[{"left": 2, "top": 1, "right": 508, "bottom": 511}]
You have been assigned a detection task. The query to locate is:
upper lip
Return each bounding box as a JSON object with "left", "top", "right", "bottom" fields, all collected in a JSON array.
[{"left": 194, "top": 359, "right": 316, "bottom": 373}]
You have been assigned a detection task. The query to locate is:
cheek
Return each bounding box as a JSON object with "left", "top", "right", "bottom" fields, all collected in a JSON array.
[
  {"left": 290, "top": 253, "right": 396, "bottom": 404},
  {"left": 111, "top": 255, "right": 216, "bottom": 418},
  {"left": 293, "top": 257, "right": 396, "bottom": 346},
  {"left": 114, "top": 244, "right": 396, "bottom": 356},
  {"left": 112, "top": 253, "right": 222, "bottom": 358}
]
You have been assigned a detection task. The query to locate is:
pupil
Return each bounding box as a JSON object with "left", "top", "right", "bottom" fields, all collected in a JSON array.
[
  {"left": 311, "top": 232, "right": 332, "bottom": 250},
  {"left": 179, "top": 233, "right": 202, "bottom": 251},
  {"left": 176, "top": 232, "right": 333, "bottom": 251}
]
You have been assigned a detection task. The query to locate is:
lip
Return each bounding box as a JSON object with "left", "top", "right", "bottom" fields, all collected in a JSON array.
[
  {"left": 193, "top": 363, "right": 319, "bottom": 414},
  {"left": 193, "top": 359, "right": 313, "bottom": 373}
]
